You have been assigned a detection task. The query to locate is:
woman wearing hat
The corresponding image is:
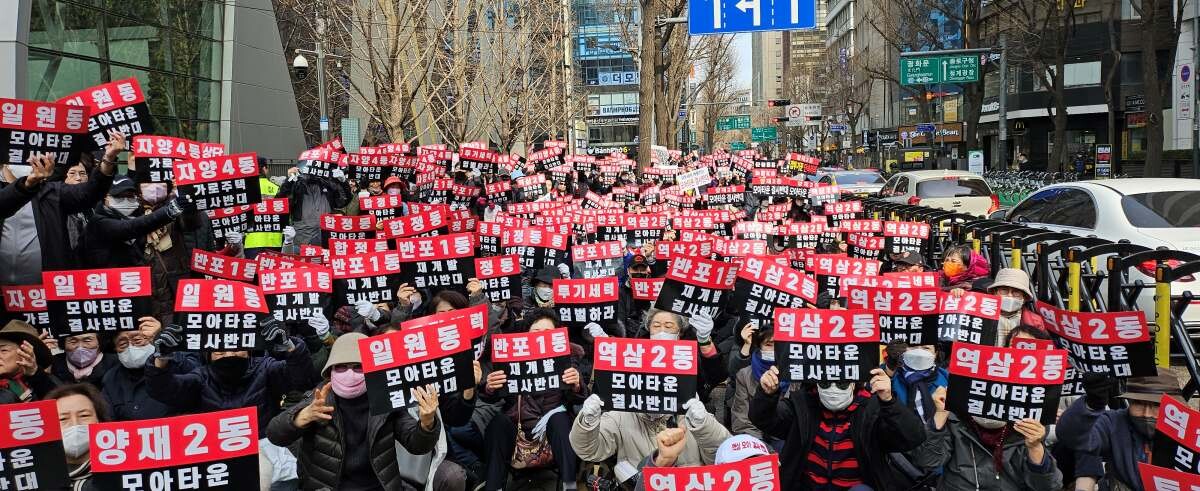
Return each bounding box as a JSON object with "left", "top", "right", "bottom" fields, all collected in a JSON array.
[
  {"left": 0, "top": 320, "right": 57, "bottom": 404},
  {"left": 267, "top": 332, "right": 444, "bottom": 490},
  {"left": 986, "top": 268, "right": 1045, "bottom": 345}
]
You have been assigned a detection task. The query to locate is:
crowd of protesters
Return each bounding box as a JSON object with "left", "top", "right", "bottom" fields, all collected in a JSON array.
[{"left": 0, "top": 124, "right": 1190, "bottom": 491}]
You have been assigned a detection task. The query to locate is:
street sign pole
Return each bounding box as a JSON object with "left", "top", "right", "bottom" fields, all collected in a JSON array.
[{"left": 998, "top": 34, "right": 1008, "bottom": 170}]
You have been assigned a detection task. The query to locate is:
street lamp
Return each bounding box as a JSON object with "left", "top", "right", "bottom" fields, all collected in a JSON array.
[{"left": 292, "top": 17, "right": 343, "bottom": 143}]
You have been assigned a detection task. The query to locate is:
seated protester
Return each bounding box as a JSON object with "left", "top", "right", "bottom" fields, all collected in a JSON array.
[
  {"left": 890, "top": 342, "right": 947, "bottom": 428},
  {"left": 479, "top": 309, "right": 588, "bottom": 491},
  {"left": 83, "top": 175, "right": 194, "bottom": 267},
  {"left": 878, "top": 339, "right": 908, "bottom": 378},
  {"left": 144, "top": 317, "right": 318, "bottom": 434},
  {"left": 0, "top": 320, "right": 56, "bottom": 404},
  {"left": 570, "top": 310, "right": 731, "bottom": 486},
  {"left": 47, "top": 383, "right": 110, "bottom": 491},
  {"left": 911, "top": 387, "right": 1062, "bottom": 491},
  {"left": 267, "top": 333, "right": 444, "bottom": 491},
  {"left": 988, "top": 268, "right": 1044, "bottom": 344},
  {"left": 520, "top": 265, "right": 560, "bottom": 321},
  {"left": 891, "top": 250, "right": 928, "bottom": 273},
  {"left": 726, "top": 321, "right": 758, "bottom": 377},
  {"left": 633, "top": 432, "right": 773, "bottom": 491},
  {"left": 617, "top": 255, "right": 656, "bottom": 336},
  {"left": 1056, "top": 370, "right": 1182, "bottom": 491},
  {"left": 729, "top": 326, "right": 782, "bottom": 443},
  {"left": 940, "top": 244, "right": 990, "bottom": 291},
  {"left": 749, "top": 364, "right": 926, "bottom": 490},
  {"left": 51, "top": 332, "right": 118, "bottom": 389},
  {"left": 101, "top": 317, "right": 200, "bottom": 421}
]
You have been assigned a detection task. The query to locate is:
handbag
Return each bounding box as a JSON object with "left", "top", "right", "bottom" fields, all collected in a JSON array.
[{"left": 510, "top": 395, "right": 554, "bottom": 469}]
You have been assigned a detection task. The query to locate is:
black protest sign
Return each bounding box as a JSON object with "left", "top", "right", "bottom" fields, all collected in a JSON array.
[
  {"left": 946, "top": 343, "right": 1066, "bottom": 424},
  {"left": 571, "top": 241, "right": 624, "bottom": 279},
  {"left": 705, "top": 184, "right": 745, "bottom": 206},
  {"left": 729, "top": 256, "right": 818, "bottom": 328},
  {"left": 346, "top": 151, "right": 390, "bottom": 183},
  {"left": 883, "top": 221, "right": 931, "bottom": 257},
  {"left": 359, "top": 194, "right": 406, "bottom": 221},
  {"left": 591, "top": 212, "right": 626, "bottom": 244},
  {"left": 43, "top": 267, "right": 152, "bottom": 339},
  {"left": 297, "top": 148, "right": 344, "bottom": 179},
  {"left": 515, "top": 174, "right": 548, "bottom": 202},
  {"left": 173, "top": 152, "right": 262, "bottom": 211},
  {"left": 248, "top": 198, "right": 290, "bottom": 234},
  {"left": 1, "top": 284, "right": 52, "bottom": 333},
  {"left": 1036, "top": 302, "right": 1157, "bottom": 378},
  {"left": 359, "top": 317, "right": 475, "bottom": 415},
  {"left": 937, "top": 291, "right": 1003, "bottom": 346},
  {"left": 805, "top": 254, "right": 882, "bottom": 300},
  {"left": 206, "top": 205, "right": 252, "bottom": 241},
  {"left": 502, "top": 227, "right": 569, "bottom": 271},
  {"left": 845, "top": 285, "right": 941, "bottom": 345},
  {"left": 476, "top": 221, "right": 505, "bottom": 257},
  {"left": 1152, "top": 394, "right": 1200, "bottom": 474},
  {"left": 0, "top": 400, "right": 69, "bottom": 491},
  {"left": 485, "top": 181, "right": 512, "bottom": 205},
  {"left": 394, "top": 233, "right": 476, "bottom": 291},
  {"left": 58, "top": 78, "right": 152, "bottom": 150},
  {"left": 625, "top": 213, "right": 668, "bottom": 246},
  {"left": 846, "top": 233, "right": 886, "bottom": 261},
  {"left": 328, "top": 238, "right": 390, "bottom": 257},
  {"left": 0, "top": 98, "right": 89, "bottom": 165},
  {"left": 174, "top": 279, "right": 268, "bottom": 351},
  {"left": 592, "top": 338, "right": 698, "bottom": 414},
  {"left": 132, "top": 135, "right": 225, "bottom": 184},
  {"left": 90, "top": 407, "right": 259, "bottom": 490},
  {"left": 459, "top": 147, "right": 499, "bottom": 174},
  {"left": 259, "top": 266, "right": 333, "bottom": 323},
  {"left": 377, "top": 209, "right": 449, "bottom": 240},
  {"left": 331, "top": 250, "right": 401, "bottom": 306},
  {"left": 320, "top": 213, "right": 376, "bottom": 244},
  {"left": 491, "top": 328, "right": 572, "bottom": 394},
  {"left": 823, "top": 200, "right": 864, "bottom": 228},
  {"left": 474, "top": 254, "right": 522, "bottom": 304},
  {"left": 773, "top": 308, "right": 880, "bottom": 382},
  {"left": 654, "top": 255, "right": 736, "bottom": 318},
  {"left": 553, "top": 277, "right": 619, "bottom": 329},
  {"left": 190, "top": 249, "right": 258, "bottom": 283}
]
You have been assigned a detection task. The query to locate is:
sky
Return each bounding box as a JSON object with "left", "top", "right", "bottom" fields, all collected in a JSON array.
[{"left": 733, "top": 34, "right": 753, "bottom": 90}]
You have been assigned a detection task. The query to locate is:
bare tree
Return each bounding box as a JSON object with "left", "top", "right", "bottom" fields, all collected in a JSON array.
[
  {"left": 696, "top": 37, "right": 749, "bottom": 152},
  {"left": 1134, "top": 0, "right": 1189, "bottom": 176}
]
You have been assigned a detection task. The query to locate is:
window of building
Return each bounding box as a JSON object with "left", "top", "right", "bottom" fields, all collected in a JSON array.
[{"left": 1064, "top": 61, "right": 1101, "bottom": 87}]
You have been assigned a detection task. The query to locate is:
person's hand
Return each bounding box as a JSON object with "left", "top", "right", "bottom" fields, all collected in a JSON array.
[
  {"left": 413, "top": 385, "right": 439, "bottom": 431},
  {"left": 331, "top": 168, "right": 346, "bottom": 182},
  {"left": 466, "top": 277, "right": 482, "bottom": 295},
  {"left": 15, "top": 341, "right": 38, "bottom": 377},
  {"left": 1082, "top": 372, "right": 1119, "bottom": 411},
  {"left": 137, "top": 316, "right": 163, "bottom": 339},
  {"left": 579, "top": 394, "right": 605, "bottom": 426},
  {"left": 485, "top": 370, "right": 507, "bottom": 392},
  {"left": 1014, "top": 418, "right": 1046, "bottom": 448},
  {"left": 287, "top": 167, "right": 300, "bottom": 179},
  {"left": 690, "top": 310, "right": 714, "bottom": 343},
  {"left": 355, "top": 299, "right": 382, "bottom": 322},
  {"left": 295, "top": 384, "right": 335, "bottom": 428},
  {"left": 22, "top": 153, "right": 54, "bottom": 190},
  {"left": 224, "top": 231, "right": 243, "bottom": 246},
  {"left": 473, "top": 360, "right": 483, "bottom": 385},
  {"left": 37, "top": 330, "right": 59, "bottom": 353},
  {"left": 165, "top": 193, "right": 193, "bottom": 218},
  {"left": 584, "top": 322, "right": 608, "bottom": 339},
  {"left": 640, "top": 241, "right": 655, "bottom": 258},
  {"left": 101, "top": 130, "right": 127, "bottom": 175},
  {"left": 557, "top": 263, "right": 571, "bottom": 279},
  {"left": 949, "top": 288, "right": 966, "bottom": 298},
  {"left": 152, "top": 324, "right": 184, "bottom": 356},
  {"left": 308, "top": 315, "right": 330, "bottom": 337},
  {"left": 683, "top": 396, "right": 709, "bottom": 428},
  {"left": 740, "top": 323, "right": 755, "bottom": 346},
  {"left": 396, "top": 283, "right": 419, "bottom": 309},
  {"left": 260, "top": 317, "right": 294, "bottom": 354},
  {"left": 931, "top": 386, "right": 950, "bottom": 430},
  {"left": 653, "top": 423, "right": 689, "bottom": 467},
  {"left": 282, "top": 226, "right": 297, "bottom": 245},
  {"left": 760, "top": 365, "right": 781, "bottom": 395},
  {"left": 869, "top": 368, "right": 893, "bottom": 402},
  {"left": 562, "top": 367, "right": 581, "bottom": 389}
]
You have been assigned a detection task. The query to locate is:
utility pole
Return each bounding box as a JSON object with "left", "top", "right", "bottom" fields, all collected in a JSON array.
[
  {"left": 1193, "top": 14, "right": 1199, "bottom": 178},
  {"left": 998, "top": 33, "right": 1008, "bottom": 170},
  {"left": 293, "top": 17, "right": 344, "bottom": 143}
]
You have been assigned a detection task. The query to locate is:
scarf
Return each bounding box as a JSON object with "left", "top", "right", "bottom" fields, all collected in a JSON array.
[
  {"left": 900, "top": 367, "right": 937, "bottom": 427},
  {"left": 0, "top": 377, "right": 31, "bottom": 402},
  {"left": 968, "top": 417, "right": 1011, "bottom": 472},
  {"left": 751, "top": 350, "right": 789, "bottom": 394},
  {"left": 69, "top": 460, "right": 92, "bottom": 491},
  {"left": 68, "top": 352, "right": 104, "bottom": 381},
  {"left": 944, "top": 251, "right": 990, "bottom": 286},
  {"left": 805, "top": 389, "right": 869, "bottom": 490}
]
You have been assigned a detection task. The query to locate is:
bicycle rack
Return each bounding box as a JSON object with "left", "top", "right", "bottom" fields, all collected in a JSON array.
[
  {"left": 1067, "top": 241, "right": 1149, "bottom": 313},
  {"left": 954, "top": 219, "right": 1007, "bottom": 252},
  {"left": 980, "top": 224, "right": 1038, "bottom": 271},
  {"left": 1011, "top": 231, "right": 1074, "bottom": 277},
  {"left": 1035, "top": 236, "right": 1111, "bottom": 308},
  {"left": 1158, "top": 260, "right": 1200, "bottom": 399},
  {"left": 1107, "top": 249, "right": 1200, "bottom": 367}
]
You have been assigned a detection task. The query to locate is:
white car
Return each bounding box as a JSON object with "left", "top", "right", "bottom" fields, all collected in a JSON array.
[
  {"left": 880, "top": 170, "right": 1000, "bottom": 216},
  {"left": 817, "top": 170, "right": 886, "bottom": 196},
  {"left": 1001, "top": 178, "right": 1200, "bottom": 340}
]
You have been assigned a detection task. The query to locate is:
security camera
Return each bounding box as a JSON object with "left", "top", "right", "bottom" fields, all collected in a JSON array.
[{"left": 292, "top": 53, "right": 310, "bottom": 79}]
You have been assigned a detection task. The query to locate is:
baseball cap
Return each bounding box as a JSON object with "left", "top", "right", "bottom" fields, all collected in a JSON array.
[
  {"left": 714, "top": 434, "right": 771, "bottom": 464},
  {"left": 108, "top": 177, "right": 138, "bottom": 197}
]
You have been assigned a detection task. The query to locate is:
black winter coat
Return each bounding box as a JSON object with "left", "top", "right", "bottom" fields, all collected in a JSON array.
[
  {"left": 84, "top": 203, "right": 178, "bottom": 267},
  {"left": 266, "top": 390, "right": 442, "bottom": 491},
  {"left": 749, "top": 385, "right": 927, "bottom": 491},
  {"left": 0, "top": 177, "right": 38, "bottom": 221},
  {"left": 50, "top": 353, "right": 119, "bottom": 389},
  {"left": 28, "top": 168, "right": 114, "bottom": 272}
]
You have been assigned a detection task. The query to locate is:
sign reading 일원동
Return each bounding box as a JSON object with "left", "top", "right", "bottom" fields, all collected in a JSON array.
[
  {"left": 592, "top": 337, "right": 697, "bottom": 414},
  {"left": 58, "top": 78, "right": 153, "bottom": 149},
  {"left": 773, "top": 308, "right": 880, "bottom": 382},
  {"left": 359, "top": 316, "right": 476, "bottom": 415},
  {"left": 43, "top": 267, "right": 152, "bottom": 339},
  {"left": 174, "top": 279, "right": 269, "bottom": 351},
  {"left": 0, "top": 98, "right": 89, "bottom": 166},
  {"left": 946, "top": 343, "right": 1066, "bottom": 424}
]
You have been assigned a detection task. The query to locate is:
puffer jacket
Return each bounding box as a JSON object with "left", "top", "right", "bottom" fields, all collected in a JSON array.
[
  {"left": 748, "top": 384, "right": 926, "bottom": 491},
  {"left": 84, "top": 202, "right": 179, "bottom": 267},
  {"left": 266, "top": 389, "right": 441, "bottom": 491},
  {"left": 144, "top": 338, "right": 317, "bottom": 433},
  {"left": 911, "top": 413, "right": 1062, "bottom": 491},
  {"left": 570, "top": 409, "right": 730, "bottom": 483}
]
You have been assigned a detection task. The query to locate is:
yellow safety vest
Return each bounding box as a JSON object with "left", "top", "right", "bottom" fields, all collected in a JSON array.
[{"left": 245, "top": 177, "right": 283, "bottom": 248}]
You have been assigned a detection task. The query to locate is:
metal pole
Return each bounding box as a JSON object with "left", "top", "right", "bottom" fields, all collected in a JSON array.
[
  {"left": 316, "top": 17, "right": 330, "bottom": 143},
  {"left": 1193, "top": 14, "right": 1199, "bottom": 178},
  {"left": 997, "top": 34, "right": 1008, "bottom": 170}
]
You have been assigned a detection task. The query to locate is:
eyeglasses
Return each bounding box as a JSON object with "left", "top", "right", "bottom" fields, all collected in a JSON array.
[
  {"left": 333, "top": 365, "right": 363, "bottom": 374},
  {"left": 115, "top": 335, "right": 150, "bottom": 350}
]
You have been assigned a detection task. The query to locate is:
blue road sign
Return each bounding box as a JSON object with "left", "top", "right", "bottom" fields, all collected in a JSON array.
[
  {"left": 688, "top": 0, "right": 817, "bottom": 35},
  {"left": 829, "top": 124, "right": 848, "bottom": 132},
  {"left": 916, "top": 123, "right": 936, "bottom": 133}
]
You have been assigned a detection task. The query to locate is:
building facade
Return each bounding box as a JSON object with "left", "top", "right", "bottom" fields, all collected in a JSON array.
[
  {"left": 573, "top": 0, "right": 640, "bottom": 156},
  {"left": 1, "top": 0, "right": 307, "bottom": 161}
]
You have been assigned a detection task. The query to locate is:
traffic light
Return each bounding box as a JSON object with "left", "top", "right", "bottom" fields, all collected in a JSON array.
[
  {"left": 766, "top": 99, "right": 791, "bottom": 107},
  {"left": 772, "top": 117, "right": 790, "bottom": 123}
]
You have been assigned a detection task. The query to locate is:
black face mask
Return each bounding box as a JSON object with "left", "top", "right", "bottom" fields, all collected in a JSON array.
[{"left": 210, "top": 356, "right": 250, "bottom": 385}]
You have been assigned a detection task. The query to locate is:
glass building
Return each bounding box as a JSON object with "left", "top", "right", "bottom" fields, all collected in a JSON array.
[
  {"left": 573, "top": 0, "right": 641, "bottom": 156},
  {"left": 2, "top": 0, "right": 306, "bottom": 160}
]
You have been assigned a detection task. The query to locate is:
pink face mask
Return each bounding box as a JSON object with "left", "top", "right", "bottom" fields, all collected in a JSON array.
[{"left": 330, "top": 368, "right": 366, "bottom": 399}]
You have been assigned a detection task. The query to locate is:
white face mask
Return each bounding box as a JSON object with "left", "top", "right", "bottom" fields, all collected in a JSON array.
[
  {"left": 650, "top": 331, "right": 680, "bottom": 341},
  {"left": 759, "top": 349, "right": 775, "bottom": 362},
  {"left": 110, "top": 197, "right": 140, "bottom": 217},
  {"left": 7, "top": 164, "right": 31, "bottom": 179},
  {"left": 358, "top": 190, "right": 370, "bottom": 198},
  {"left": 118, "top": 344, "right": 156, "bottom": 369},
  {"left": 62, "top": 424, "right": 90, "bottom": 458},
  {"left": 1000, "top": 296, "right": 1024, "bottom": 314},
  {"left": 818, "top": 384, "right": 855, "bottom": 411},
  {"left": 972, "top": 416, "right": 1008, "bottom": 429},
  {"left": 534, "top": 286, "right": 553, "bottom": 303},
  {"left": 902, "top": 349, "right": 936, "bottom": 371},
  {"left": 387, "top": 188, "right": 403, "bottom": 196}
]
